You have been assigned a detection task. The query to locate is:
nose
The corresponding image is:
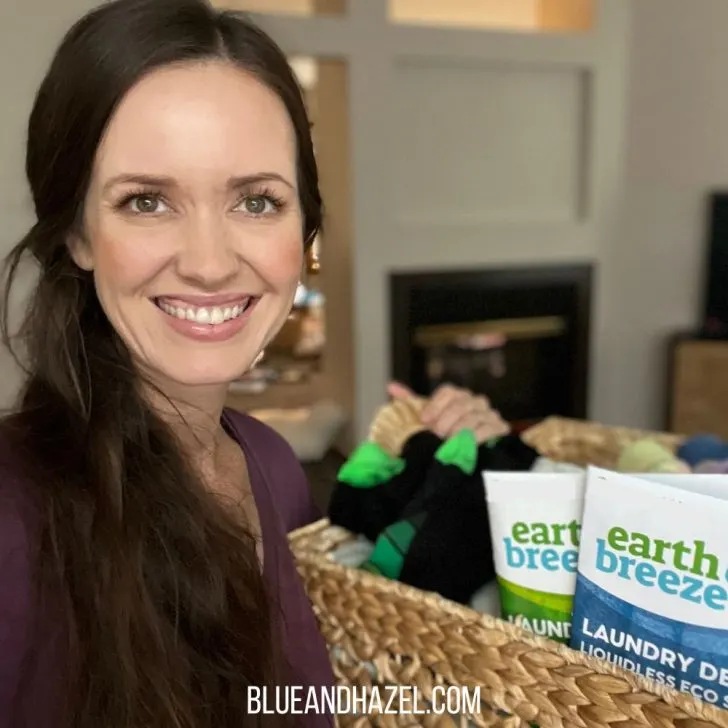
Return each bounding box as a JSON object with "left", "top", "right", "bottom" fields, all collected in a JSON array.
[{"left": 175, "top": 212, "right": 238, "bottom": 287}]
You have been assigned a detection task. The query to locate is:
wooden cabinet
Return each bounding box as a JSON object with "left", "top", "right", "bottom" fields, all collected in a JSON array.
[{"left": 666, "top": 333, "right": 728, "bottom": 438}]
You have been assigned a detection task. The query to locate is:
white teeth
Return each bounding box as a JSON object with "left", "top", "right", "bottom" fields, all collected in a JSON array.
[
  {"left": 195, "top": 308, "right": 210, "bottom": 324},
  {"left": 157, "top": 298, "right": 252, "bottom": 325}
]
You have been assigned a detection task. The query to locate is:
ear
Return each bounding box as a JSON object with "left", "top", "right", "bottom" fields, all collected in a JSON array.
[{"left": 67, "top": 232, "right": 94, "bottom": 272}]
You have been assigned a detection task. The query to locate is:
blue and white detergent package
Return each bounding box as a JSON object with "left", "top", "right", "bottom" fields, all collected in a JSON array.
[{"left": 570, "top": 466, "right": 728, "bottom": 708}]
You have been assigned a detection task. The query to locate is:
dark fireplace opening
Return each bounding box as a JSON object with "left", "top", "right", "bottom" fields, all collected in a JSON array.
[{"left": 390, "top": 265, "right": 592, "bottom": 430}]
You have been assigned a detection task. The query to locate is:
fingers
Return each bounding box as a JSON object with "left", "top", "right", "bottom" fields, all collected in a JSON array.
[
  {"left": 389, "top": 381, "right": 510, "bottom": 444},
  {"left": 446, "top": 408, "right": 510, "bottom": 443},
  {"left": 442, "top": 411, "right": 480, "bottom": 438},
  {"left": 474, "top": 398, "right": 510, "bottom": 436},
  {"left": 421, "top": 384, "right": 470, "bottom": 425},
  {"left": 430, "top": 393, "right": 472, "bottom": 438},
  {"left": 422, "top": 384, "right": 510, "bottom": 443},
  {"left": 474, "top": 425, "right": 506, "bottom": 444},
  {"left": 474, "top": 413, "right": 511, "bottom": 443},
  {"left": 472, "top": 395, "right": 491, "bottom": 412},
  {"left": 386, "top": 381, "right": 415, "bottom": 401}
]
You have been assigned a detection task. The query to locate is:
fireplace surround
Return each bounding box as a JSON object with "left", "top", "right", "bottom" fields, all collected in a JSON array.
[{"left": 389, "top": 265, "right": 592, "bottom": 430}]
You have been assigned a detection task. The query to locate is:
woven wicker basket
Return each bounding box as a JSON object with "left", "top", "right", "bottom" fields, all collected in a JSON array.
[{"left": 289, "top": 417, "right": 728, "bottom": 728}]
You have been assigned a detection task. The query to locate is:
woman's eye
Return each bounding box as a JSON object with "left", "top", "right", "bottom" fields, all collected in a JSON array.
[
  {"left": 238, "top": 195, "right": 275, "bottom": 216},
  {"left": 128, "top": 194, "right": 167, "bottom": 214}
]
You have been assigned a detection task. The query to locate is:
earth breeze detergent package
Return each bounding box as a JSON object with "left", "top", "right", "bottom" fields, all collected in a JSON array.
[
  {"left": 483, "top": 471, "right": 586, "bottom": 643},
  {"left": 571, "top": 466, "right": 728, "bottom": 709}
]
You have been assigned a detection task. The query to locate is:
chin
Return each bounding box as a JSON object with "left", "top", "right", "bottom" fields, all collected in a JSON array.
[
  {"left": 146, "top": 356, "right": 255, "bottom": 392},
  {"left": 175, "top": 366, "right": 248, "bottom": 388}
]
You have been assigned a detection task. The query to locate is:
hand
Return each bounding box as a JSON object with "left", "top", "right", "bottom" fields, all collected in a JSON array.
[{"left": 387, "top": 381, "right": 511, "bottom": 444}]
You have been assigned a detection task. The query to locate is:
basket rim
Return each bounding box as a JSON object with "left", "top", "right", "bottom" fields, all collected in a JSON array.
[
  {"left": 521, "top": 415, "right": 685, "bottom": 445},
  {"left": 291, "top": 518, "right": 728, "bottom": 726}
]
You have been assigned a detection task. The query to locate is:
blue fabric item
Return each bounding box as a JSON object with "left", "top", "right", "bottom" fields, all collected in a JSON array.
[{"left": 677, "top": 434, "right": 728, "bottom": 467}]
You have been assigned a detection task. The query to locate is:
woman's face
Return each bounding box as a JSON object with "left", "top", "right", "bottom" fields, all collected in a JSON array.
[{"left": 74, "top": 61, "right": 304, "bottom": 393}]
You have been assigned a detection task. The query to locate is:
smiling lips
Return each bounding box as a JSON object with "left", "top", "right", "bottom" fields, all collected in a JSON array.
[{"left": 154, "top": 295, "right": 258, "bottom": 342}]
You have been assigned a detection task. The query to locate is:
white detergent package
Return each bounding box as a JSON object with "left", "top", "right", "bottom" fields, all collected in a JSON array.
[
  {"left": 484, "top": 471, "right": 586, "bottom": 644},
  {"left": 571, "top": 466, "right": 728, "bottom": 709}
]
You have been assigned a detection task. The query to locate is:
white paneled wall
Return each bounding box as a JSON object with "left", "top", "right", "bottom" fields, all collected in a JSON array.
[{"left": 392, "top": 61, "right": 586, "bottom": 225}]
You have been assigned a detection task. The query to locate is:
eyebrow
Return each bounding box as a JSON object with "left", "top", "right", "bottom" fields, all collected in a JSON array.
[{"left": 102, "top": 172, "right": 295, "bottom": 194}]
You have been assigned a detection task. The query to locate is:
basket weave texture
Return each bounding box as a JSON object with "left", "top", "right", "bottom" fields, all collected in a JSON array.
[
  {"left": 519, "top": 416, "right": 684, "bottom": 467},
  {"left": 289, "top": 416, "right": 728, "bottom": 728}
]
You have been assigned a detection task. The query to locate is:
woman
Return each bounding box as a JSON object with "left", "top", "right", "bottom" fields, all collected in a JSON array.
[{"left": 0, "top": 1, "right": 508, "bottom": 726}]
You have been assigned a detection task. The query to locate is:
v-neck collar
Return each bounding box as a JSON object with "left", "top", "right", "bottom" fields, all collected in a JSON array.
[{"left": 220, "top": 408, "right": 276, "bottom": 585}]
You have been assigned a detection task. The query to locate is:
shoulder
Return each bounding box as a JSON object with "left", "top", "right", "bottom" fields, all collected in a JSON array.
[{"left": 224, "top": 408, "right": 321, "bottom": 532}]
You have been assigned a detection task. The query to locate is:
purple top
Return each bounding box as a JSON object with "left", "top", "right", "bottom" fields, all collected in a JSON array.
[{"left": 0, "top": 408, "right": 335, "bottom": 727}]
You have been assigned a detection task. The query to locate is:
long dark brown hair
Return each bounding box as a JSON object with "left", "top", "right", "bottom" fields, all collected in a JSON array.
[{"left": 0, "top": 0, "right": 322, "bottom": 726}]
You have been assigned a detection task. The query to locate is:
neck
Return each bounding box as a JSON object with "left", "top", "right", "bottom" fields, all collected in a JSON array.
[{"left": 144, "top": 379, "right": 231, "bottom": 469}]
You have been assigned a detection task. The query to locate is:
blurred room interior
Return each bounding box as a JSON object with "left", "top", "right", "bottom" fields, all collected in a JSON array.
[{"left": 5, "top": 0, "right": 728, "bottom": 508}]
